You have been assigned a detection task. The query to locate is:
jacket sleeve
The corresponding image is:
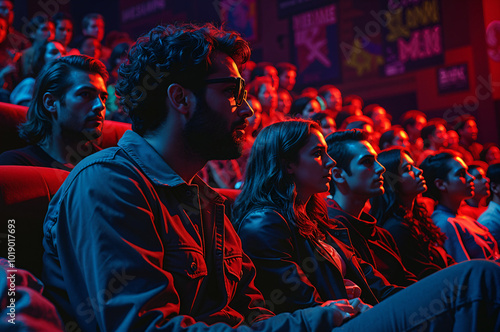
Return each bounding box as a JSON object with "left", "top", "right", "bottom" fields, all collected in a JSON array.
[
  {"left": 353, "top": 256, "right": 404, "bottom": 302},
  {"left": 435, "top": 218, "right": 473, "bottom": 262},
  {"left": 378, "top": 227, "right": 419, "bottom": 285},
  {"left": 236, "top": 209, "right": 329, "bottom": 313},
  {"left": 384, "top": 221, "right": 444, "bottom": 280}
]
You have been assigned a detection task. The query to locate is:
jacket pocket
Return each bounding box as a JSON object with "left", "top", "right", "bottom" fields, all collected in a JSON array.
[
  {"left": 224, "top": 253, "right": 243, "bottom": 281},
  {"left": 164, "top": 248, "right": 208, "bottom": 279}
]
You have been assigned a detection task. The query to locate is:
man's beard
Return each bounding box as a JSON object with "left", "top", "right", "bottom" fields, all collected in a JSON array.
[{"left": 183, "top": 96, "right": 245, "bottom": 161}]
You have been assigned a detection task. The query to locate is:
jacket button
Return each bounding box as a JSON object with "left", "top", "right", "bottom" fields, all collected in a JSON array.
[{"left": 190, "top": 262, "right": 197, "bottom": 272}]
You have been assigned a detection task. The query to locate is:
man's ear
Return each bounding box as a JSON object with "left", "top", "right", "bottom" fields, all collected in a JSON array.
[
  {"left": 166, "top": 83, "right": 193, "bottom": 115},
  {"left": 43, "top": 92, "right": 58, "bottom": 114},
  {"left": 435, "top": 178, "right": 446, "bottom": 192},
  {"left": 331, "top": 166, "right": 345, "bottom": 185}
]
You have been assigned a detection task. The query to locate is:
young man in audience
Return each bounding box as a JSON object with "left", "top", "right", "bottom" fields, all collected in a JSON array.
[
  {"left": 0, "top": 55, "right": 108, "bottom": 170},
  {"left": 400, "top": 110, "right": 426, "bottom": 160},
  {"left": 276, "top": 62, "right": 296, "bottom": 92},
  {"left": 478, "top": 162, "right": 500, "bottom": 243},
  {"left": 416, "top": 120, "right": 449, "bottom": 166},
  {"left": 41, "top": 23, "right": 352, "bottom": 331},
  {"left": 53, "top": 12, "right": 78, "bottom": 55},
  {"left": 19, "top": 15, "right": 55, "bottom": 78},
  {"left": 420, "top": 151, "right": 500, "bottom": 262},
  {"left": 0, "top": 0, "right": 30, "bottom": 51},
  {"left": 455, "top": 115, "right": 482, "bottom": 163},
  {"left": 318, "top": 84, "right": 342, "bottom": 119},
  {"left": 461, "top": 161, "right": 490, "bottom": 220},
  {"left": 325, "top": 129, "right": 418, "bottom": 287},
  {"left": 81, "top": 13, "right": 109, "bottom": 61}
]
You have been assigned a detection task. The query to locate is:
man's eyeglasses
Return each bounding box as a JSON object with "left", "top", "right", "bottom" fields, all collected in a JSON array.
[{"left": 205, "top": 77, "right": 247, "bottom": 107}]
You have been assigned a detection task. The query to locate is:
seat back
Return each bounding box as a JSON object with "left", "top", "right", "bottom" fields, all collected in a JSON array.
[
  {"left": 0, "top": 166, "right": 69, "bottom": 278},
  {"left": 0, "top": 102, "right": 132, "bottom": 154}
]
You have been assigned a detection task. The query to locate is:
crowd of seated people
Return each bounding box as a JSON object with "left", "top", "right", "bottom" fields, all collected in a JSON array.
[{"left": 1, "top": 3, "right": 500, "bottom": 330}]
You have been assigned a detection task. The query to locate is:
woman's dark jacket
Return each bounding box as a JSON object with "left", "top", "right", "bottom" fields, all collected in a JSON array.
[
  {"left": 381, "top": 215, "right": 454, "bottom": 279},
  {"left": 234, "top": 208, "right": 403, "bottom": 314},
  {"left": 326, "top": 199, "right": 418, "bottom": 287}
]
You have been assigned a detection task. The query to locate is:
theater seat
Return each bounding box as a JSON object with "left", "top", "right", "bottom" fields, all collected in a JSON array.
[
  {"left": 0, "top": 166, "right": 70, "bottom": 278},
  {"left": 0, "top": 102, "right": 132, "bottom": 154}
]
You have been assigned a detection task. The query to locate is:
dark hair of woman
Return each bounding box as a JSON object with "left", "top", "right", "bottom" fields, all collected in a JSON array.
[
  {"left": 288, "top": 96, "right": 314, "bottom": 118},
  {"left": 232, "top": 119, "right": 332, "bottom": 241},
  {"left": 370, "top": 147, "right": 446, "bottom": 247}
]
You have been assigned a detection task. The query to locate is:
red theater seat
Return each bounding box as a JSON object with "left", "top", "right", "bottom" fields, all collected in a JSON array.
[
  {"left": 0, "top": 166, "right": 70, "bottom": 278},
  {"left": 0, "top": 102, "right": 132, "bottom": 154}
]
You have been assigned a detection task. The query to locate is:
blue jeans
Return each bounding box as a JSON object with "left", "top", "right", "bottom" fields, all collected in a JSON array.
[{"left": 337, "top": 260, "right": 500, "bottom": 331}]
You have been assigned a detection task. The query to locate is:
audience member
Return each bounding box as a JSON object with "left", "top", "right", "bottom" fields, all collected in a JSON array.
[
  {"left": 480, "top": 143, "right": 500, "bottom": 165},
  {"left": 276, "top": 62, "right": 296, "bottom": 91},
  {"left": 247, "top": 75, "right": 280, "bottom": 127},
  {"left": 0, "top": 16, "right": 17, "bottom": 96},
  {"left": 10, "top": 39, "right": 66, "bottom": 105},
  {"left": 417, "top": 120, "right": 449, "bottom": 165},
  {"left": 41, "top": 24, "right": 350, "bottom": 331},
  {"left": 455, "top": 115, "right": 482, "bottom": 163},
  {"left": 105, "top": 42, "right": 131, "bottom": 122},
  {"left": 250, "top": 61, "right": 279, "bottom": 89},
  {"left": 277, "top": 87, "right": 292, "bottom": 116},
  {"left": 0, "top": 0, "right": 30, "bottom": 52},
  {"left": 0, "top": 258, "right": 63, "bottom": 331},
  {"left": 289, "top": 96, "right": 321, "bottom": 119},
  {"left": 241, "top": 59, "right": 255, "bottom": 82},
  {"left": 420, "top": 151, "right": 500, "bottom": 262},
  {"left": 19, "top": 15, "right": 55, "bottom": 78},
  {"left": 53, "top": 12, "right": 78, "bottom": 55},
  {"left": 311, "top": 111, "right": 336, "bottom": 137},
  {"left": 341, "top": 115, "right": 377, "bottom": 148},
  {"left": 400, "top": 110, "right": 426, "bottom": 160},
  {"left": 325, "top": 130, "right": 418, "bottom": 286},
  {"left": 301, "top": 86, "right": 318, "bottom": 98},
  {"left": 318, "top": 85, "right": 342, "bottom": 118},
  {"left": 461, "top": 161, "right": 490, "bottom": 220},
  {"left": 370, "top": 147, "right": 454, "bottom": 280},
  {"left": 447, "top": 129, "right": 460, "bottom": 150},
  {"left": 81, "top": 13, "right": 109, "bottom": 61},
  {"left": 364, "top": 104, "right": 391, "bottom": 134},
  {"left": 378, "top": 126, "right": 410, "bottom": 151},
  {"left": 0, "top": 55, "right": 108, "bottom": 170},
  {"left": 344, "top": 94, "right": 363, "bottom": 112},
  {"left": 478, "top": 162, "right": 500, "bottom": 243},
  {"left": 76, "top": 35, "right": 101, "bottom": 59}
]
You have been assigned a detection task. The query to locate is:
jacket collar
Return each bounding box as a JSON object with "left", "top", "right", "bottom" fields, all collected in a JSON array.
[
  {"left": 117, "top": 130, "right": 225, "bottom": 204},
  {"left": 326, "top": 199, "right": 377, "bottom": 237}
]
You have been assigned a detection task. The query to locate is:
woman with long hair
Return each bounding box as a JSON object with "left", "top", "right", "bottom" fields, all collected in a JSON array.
[
  {"left": 233, "top": 120, "right": 390, "bottom": 315},
  {"left": 370, "top": 147, "right": 454, "bottom": 280},
  {"left": 232, "top": 120, "right": 500, "bottom": 330}
]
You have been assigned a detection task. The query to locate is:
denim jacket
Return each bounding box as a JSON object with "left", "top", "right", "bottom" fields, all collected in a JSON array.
[{"left": 42, "top": 131, "right": 340, "bottom": 332}]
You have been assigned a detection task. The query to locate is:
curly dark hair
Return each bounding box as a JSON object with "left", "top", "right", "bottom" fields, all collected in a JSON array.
[
  {"left": 116, "top": 23, "right": 250, "bottom": 136},
  {"left": 370, "top": 147, "right": 447, "bottom": 247}
]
